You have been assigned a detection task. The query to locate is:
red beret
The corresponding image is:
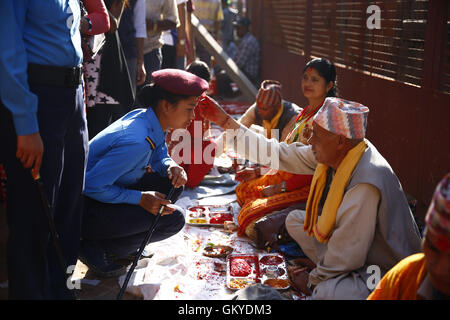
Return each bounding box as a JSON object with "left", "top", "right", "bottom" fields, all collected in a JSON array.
[{"left": 152, "top": 69, "right": 209, "bottom": 96}]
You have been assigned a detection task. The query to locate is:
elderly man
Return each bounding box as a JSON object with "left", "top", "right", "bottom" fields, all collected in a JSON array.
[
  {"left": 198, "top": 96, "right": 422, "bottom": 299},
  {"left": 368, "top": 174, "right": 450, "bottom": 300},
  {"left": 238, "top": 80, "right": 301, "bottom": 141}
]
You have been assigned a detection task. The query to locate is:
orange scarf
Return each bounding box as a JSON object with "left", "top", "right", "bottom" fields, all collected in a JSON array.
[{"left": 367, "top": 253, "right": 428, "bottom": 300}]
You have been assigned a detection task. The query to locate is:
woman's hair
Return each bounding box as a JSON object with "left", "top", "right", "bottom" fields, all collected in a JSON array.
[
  {"left": 185, "top": 60, "right": 211, "bottom": 83},
  {"left": 137, "top": 83, "right": 190, "bottom": 109},
  {"left": 303, "top": 58, "right": 338, "bottom": 97}
]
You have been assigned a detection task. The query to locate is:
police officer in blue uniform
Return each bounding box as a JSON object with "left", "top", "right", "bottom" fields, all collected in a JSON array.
[
  {"left": 80, "top": 69, "right": 209, "bottom": 277},
  {"left": 0, "top": 0, "right": 89, "bottom": 299}
]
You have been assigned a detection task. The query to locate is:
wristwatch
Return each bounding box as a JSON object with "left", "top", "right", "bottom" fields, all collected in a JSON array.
[{"left": 280, "top": 181, "right": 287, "bottom": 193}]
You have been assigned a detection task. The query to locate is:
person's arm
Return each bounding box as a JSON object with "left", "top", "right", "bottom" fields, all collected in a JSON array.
[
  {"left": 147, "top": 0, "right": 179, "bottom": 33},
  {"left": 176, "top": 2, "right": 187, "bottom": 58},
  {"left": 149, "top": 143, "right": 173, "bottom": 177},
  {"left": 308, "top": 184, "right": 380, "bottom": 287},
  {"left": 198, "top": 95, "right": 317, "bottom": 174},
  {"left": 136, "top": 38, "right": 146, "bottom": 85},
  {"left": 0, "top": 1, "right": 43, "bottom": 178},
  {"left": 146, "top": 19, "right": 177, "bottom": 33},
  {"left": 262, "top": 173, "right": 313, "bottom": 197},
  {"left": 81, "top": 0, "right": 110, "bottom": 35},
  {"left": 237, "top": 104, "right": 257, "bottom": 128},
  {"left": 84, "top": 141, "right": 146, "bottom": 205},
  {"left": 134, "top": 0, "right": 147, "bottom": 86}
]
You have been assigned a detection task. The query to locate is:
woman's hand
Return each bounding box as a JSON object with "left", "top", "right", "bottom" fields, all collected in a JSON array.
[
  {"left": 138, "top": 191, "right": 175, "bottom": 216},
  {"left": 167, "top": 164, "right": 187, "bottom": 188},
  {"left": 197, "top": 95, "right": 238, "bottom": 129},
  {"left": 261, "top": 183, "right": 283, "bottom": 197},
  {"left": 235, "top": 167, "right": 259, "bottom": 182}
]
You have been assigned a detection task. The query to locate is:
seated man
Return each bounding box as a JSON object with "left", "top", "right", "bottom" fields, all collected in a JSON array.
[
  {"left": 237, "top": 80, "right": 301, "bottom": 142},
  {"left": 198, "top": 95, "right": 422, "bottom": 299},
  {"left": 368, "top": 174, "right": 450, "bottom": 300}
]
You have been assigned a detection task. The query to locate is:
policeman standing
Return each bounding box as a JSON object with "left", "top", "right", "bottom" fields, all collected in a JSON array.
[
  {"left": 0, "top": 0, "right": 106, "bottom": 299},
  {"left": 80, "top": 69, "right": 209, "bottom": 277}
]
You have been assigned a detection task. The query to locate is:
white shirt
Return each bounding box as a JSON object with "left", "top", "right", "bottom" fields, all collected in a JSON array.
[
  {"left": 133, "top": 0, "right": 147, "bottom": 38},
  {"left": 162, "top": 0, "right": 187, "bottom": 46},
  {"left": 144, "top": 0, "right": 179, "bottom": 54}
]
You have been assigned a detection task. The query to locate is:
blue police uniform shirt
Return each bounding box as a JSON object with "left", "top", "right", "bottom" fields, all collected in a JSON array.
[
  {"left": 84, "top": 108, "right": 174, "bottom": 205},
  {"left": 0, "top": 0, "right": 82, "bottom": 136}
]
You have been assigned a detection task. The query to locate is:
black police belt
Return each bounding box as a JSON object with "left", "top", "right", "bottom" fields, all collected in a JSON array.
[{"left": 27, "top": 63, "right": 83, "bottom": 88}]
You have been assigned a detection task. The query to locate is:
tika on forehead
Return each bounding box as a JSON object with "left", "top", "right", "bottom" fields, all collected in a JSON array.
[{"left": 313, "top": 97, "right": 369, "bottom": 139}]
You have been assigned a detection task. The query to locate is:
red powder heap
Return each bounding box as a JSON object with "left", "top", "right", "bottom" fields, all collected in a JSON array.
[
  {"left": 230, "top": 258, "right": 252, "bottom": 277},
  {"left": 209, "top": 213, "right": 233, "bottom": 224}
]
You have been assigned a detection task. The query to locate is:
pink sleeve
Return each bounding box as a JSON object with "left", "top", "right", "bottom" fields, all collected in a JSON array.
[{"left": 84, "top": 0, "right": 110, "bottom": 35}]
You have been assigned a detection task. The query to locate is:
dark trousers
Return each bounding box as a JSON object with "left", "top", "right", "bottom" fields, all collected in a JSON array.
[
  {"left": 0, "top": 84, "right": 88, "bottom": 299},
  {"left": 161, "top": 44, "right": 177, "bottom": 69},
  {"left": 81, "top": 173, "right": 185, "bottom": 258},
  {"left": 143, "top": 48, "right": 162, "bottom": 84},
  {"left": 86, "top": 104, "right": 127, "bottom": 140}
]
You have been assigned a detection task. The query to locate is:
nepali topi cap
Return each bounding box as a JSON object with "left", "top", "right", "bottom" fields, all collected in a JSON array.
[
  {"left": 256, "top": 80, "right": 282, "bottom": 108},
  {"left": 425, "top": 174, "right": 450, "bottom": 251},
  {"left": 152, "top": 69, "right": 209, "bottom": 96},
  {"left": 313, "top": 97, "right": 369, "bottom": 139}
]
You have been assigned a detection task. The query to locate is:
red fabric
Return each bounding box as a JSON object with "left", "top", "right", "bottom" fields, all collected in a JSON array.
[
  {"left": 285, "top": 174, "right": 313, "bottom": 192},
  {"left": 84, "top": 0, "right": 110, "bottom": 35},
  {"left": 152, "top": 69, "right": 209, "bottom": 96},
  {"left": 181, "top": 138, "right": 216, "bottom": 189},
  {"left": 167, "top": 104, "right": 216, "bottom": 189}
]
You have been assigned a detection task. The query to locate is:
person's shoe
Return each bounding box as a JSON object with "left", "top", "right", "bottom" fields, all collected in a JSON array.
[{"left": 78, "top": 240, "right": 128, "bottom": 278}]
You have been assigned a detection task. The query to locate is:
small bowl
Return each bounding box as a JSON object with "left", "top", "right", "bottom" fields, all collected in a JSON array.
[
  {"left": 202, "top": 245, "right": 233, "bottom": 258},
  {"left": 264, "top": 278, "right": 290, "bottom": 290}
]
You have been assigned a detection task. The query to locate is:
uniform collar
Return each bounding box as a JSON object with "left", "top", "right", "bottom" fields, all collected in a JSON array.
[{"left": 145, "top": 108, "right": 166, "bottom": 147}]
